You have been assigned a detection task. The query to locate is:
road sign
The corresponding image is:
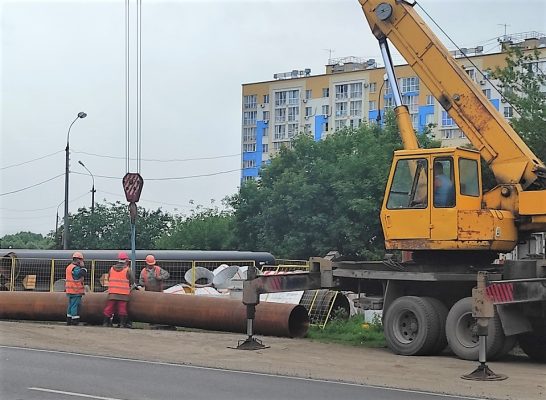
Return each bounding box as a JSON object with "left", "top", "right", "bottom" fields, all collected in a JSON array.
[{"left": 122, "top": 173, "right": 144, "bottom": 203}]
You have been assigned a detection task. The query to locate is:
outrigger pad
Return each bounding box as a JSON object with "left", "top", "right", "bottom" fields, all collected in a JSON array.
[
  {"left": 461, "top": 364, "right": 508, "bottom": 381},
  {"left": 230, "top": 337, "right": 270, "bottom": 351}
]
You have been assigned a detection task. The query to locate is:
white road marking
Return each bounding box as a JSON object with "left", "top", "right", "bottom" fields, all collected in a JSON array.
[
  {"left": 29, "top": 387, "right": 126, "bottom": 400},
  {"left": 2, "top": 345, "right": 485, "bottom": 400}
]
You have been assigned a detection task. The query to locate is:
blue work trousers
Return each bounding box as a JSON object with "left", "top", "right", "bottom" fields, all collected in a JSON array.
[{"left": 66, "top": 294, "right": 83, "bottom": 319}]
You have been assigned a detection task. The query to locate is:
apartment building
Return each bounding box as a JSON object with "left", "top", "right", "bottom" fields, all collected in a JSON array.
[{"left": 241, "top": 33, "right": 546, "bottom": 181}]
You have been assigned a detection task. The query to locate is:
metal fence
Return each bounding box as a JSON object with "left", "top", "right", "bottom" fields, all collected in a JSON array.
[{"left": 0, "top": 256, "right": 256, "bottom": 294}]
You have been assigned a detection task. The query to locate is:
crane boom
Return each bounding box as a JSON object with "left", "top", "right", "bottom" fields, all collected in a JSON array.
[{"left": 359, "top": 0, "right": 546, "bottom": 189}]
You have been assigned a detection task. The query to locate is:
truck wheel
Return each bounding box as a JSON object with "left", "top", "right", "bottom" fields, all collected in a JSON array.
[
  {"left": 446, "top": 297, "right": 505, "bottom": 360},
  {"left": 518, "top": 331, "right": 546, "bottom": 362},
  {"left": 423, "top": 297, "right": 448, "bottom": 355},
  {"left": 384, "top": 296, "right": 441, "bottom": 356}
]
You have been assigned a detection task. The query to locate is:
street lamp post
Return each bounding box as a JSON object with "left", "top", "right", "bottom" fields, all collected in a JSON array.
[
  {"left": 63, "top": 111, "right": 87, "bottom": 250},
  {"left": 55, "top": 199, "right": 64, "bottom": 248},
  {"left": 78, "top": 160, "right": 95, "bottom": 214}
]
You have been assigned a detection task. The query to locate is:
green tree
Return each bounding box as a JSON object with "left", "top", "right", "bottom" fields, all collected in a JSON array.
[
  {"left": 0, "top": 231, "right": 54, "bottom": 249},
  {"left": 62, "top": 201, "right": 173, "bottom": 250},
  {"left": 230, "top": 117, "right": 402, "bottom": 259},
  {"left": 155, "top": 204, "right": 235, "bottom": 250},
  {"left": 492, "top": 47, "right": 546, "bottom": 161}
]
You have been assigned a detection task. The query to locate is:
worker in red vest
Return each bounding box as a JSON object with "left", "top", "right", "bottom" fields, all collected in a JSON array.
[
  {"left": 65, "top": 251, "right": 87, "bottom": 326},
  {"left": 103, "top": 251, "right": 134, "bottom": 328},
  {"left": 139, "top": 255, "right": 169, "bottom": 292}
]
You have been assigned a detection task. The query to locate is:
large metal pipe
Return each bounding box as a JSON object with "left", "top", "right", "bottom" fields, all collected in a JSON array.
[{"left": 0, "top": 291, "right": 309, "bottom": 338}]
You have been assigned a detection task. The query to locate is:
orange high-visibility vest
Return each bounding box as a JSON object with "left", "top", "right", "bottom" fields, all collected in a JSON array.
[
  {"left": 65, "top": 264, "right": 84, "bottom": 295},
  {"left": 142, "top": 266, "right": 162, "bottom": 291},
  {"left": 108, "top": 266, "right": 130, "bottom": 295}
]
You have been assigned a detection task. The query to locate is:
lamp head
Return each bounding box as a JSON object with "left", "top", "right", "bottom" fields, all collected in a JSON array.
[
  {"left": 77, "top": 112, "right": 87, "bottom": 118},
  {"left": 78, "top": 160, "right": 85, "bottom": 167}
]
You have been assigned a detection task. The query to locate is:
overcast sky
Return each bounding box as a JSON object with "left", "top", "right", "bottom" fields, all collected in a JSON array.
[{"left": 1, "top": 0, "right": 545, "bottom": 237}]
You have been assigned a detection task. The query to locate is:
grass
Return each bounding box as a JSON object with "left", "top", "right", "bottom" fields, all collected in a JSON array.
[{"left": 306, "top": 312, "right": 386, "bottom": 348}]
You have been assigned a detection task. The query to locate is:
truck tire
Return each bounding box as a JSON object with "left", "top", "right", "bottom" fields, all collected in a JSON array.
[
  {"left": 518, "top": 331, "right": 546, "bottom": 362},
  {"left": 446, "top": 297, "right": 505, "bottom": 360},
  {"left": 384, "top": 296, "right": 441, "bottom": 356},
  {"left": 423, "top": 297, "right": 448, "bottom": 355}
]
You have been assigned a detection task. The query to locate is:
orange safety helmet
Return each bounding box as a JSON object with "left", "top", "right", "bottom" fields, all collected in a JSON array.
[
  {"left": 118, "top": 251, "right": 129, "bottom": 261},
  {"left": 145, "top": 255, "right": 156, "bottom": 265},
  {"left": 72, "top": 251, "right": 84, "bottom": 260}
]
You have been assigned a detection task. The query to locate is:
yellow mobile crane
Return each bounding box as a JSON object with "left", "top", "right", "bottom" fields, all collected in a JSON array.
[
  {"left": 241, "top": 0, "right": 546, "bottom": 362},
  {"left": 361, "top": 0, "right": 546, "bottom": 260}
]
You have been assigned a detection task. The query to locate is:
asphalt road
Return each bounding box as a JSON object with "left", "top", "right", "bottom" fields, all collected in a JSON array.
[{"left": 0, "top": 346, "right": 485, "bottom": 400}]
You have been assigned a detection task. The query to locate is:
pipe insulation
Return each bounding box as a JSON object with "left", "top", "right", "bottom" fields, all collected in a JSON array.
[{"left": 0, "top": 291, "right": 309, "bottom": 338}]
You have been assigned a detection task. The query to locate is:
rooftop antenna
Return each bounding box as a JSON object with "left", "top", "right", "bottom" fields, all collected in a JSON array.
[
  {"left": 497, "top": 23, "right": 510, "bottom": 41},
  {"left": 323, "top": 48, "right": 335, "bottom": 63}
]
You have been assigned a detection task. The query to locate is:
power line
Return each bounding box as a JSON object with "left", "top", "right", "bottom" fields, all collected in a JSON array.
[
  {"left": 0, "top": 149, "right": 63, "bottom": 170},
  {"left": 71, "top": 168, "right": 241, "bottom": 181},
  {"left": 0, "top": 191, "right": 89, "bottom": 213},
  {"left": 96, "top": 189, "right": 192, "bottom": 209},
  {"left": 0, "top": 173, "right": 64, "bottom": 196},
  {"left": 72, "top": 150, "right": 241, "bottom": 162}
]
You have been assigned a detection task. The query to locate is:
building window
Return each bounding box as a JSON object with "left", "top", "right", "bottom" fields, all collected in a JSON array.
[
  {"left": 305, "top": 89, "right": 312, "bottom": 99},
  {"left": 369, "top": 100, "right": 377, "bottom": 111},
  {"left": 262, "top": 143, "right": 269, "bottom": 153},
  {"left": 275, "top": 108, "right": 286, "bottom": 123},
  {"left": 503, "top": 106, "right": 513, "bottom": 118},
  {"left": 322, "top": 88, "right": 329, "bottom": 97},
  {"left": 442, "top": 128, "right": 461, "bottom": 139},
  {"left": 402, "top": 95, "right": 418, "bottom": 113},
  {"left": 322, "top": 122, "right": 329, "bottom": 133},
  {"left": 482, "top": 89, "right": 491, "bottom": 99},
  {"left": 243, "top": 159, "right": 256, "bottom": 168},
  {"left": 304, "top": 123, "right": 312, "bottom": 133},
  {"left": 242, "top": 127, "right": 256, "bottom": 142},
  {"left": 287, "top": 106, "right": 299, "bottom": 122},
  {"left": 305, "top": 107, "right": 312, "bottom": 117},
  {"left": 288, "top": 90, "right": 299, "bottom": 105},
  {"left": 350, "top": 100, "right": 362, "bottom": 116},
  {"left": 243, "top": 111, "right": 257, "bottom": 125},
  {"left": 273, "top": 142, "right": 285, "bottom": 151},
  {"left": 385, "top": 80, "right": 392, "bottom": 95},
  {"left": 263, "top": 111, "right": 270, "bottom": 121},
  {"left": 335, "top": 102, "right": 347, "bottom": 117},
  {"left": 350, "top": 82, "right": 363, "bottom": 98},
  {"left": 384, "top": 96, "right": 394, "bottom": 109},
  {"left": 335, "top": 84, "right": 349, "bottom": 100},
  {"left": 401, "top": 77, "right": 419, "bottom": 93},
  {"left": 275, "top": 91, "right": 287, "bottom": 107},
  {"left": 426, "top": 95, "right": 434, "bottom": 105},
  {"left": 465, "top": 68, "right": 476, "bottom": 81},
  {"left": 349, "top": 119, "right": 362, "bottom": 128},
  {"left": 322, "top": 105, "right": 329, "bottom": 115},
  {"left": 243, "top": 95, "right": 257, "bottom": 109},
  {"left": 287, "top": 123, "right": 299, "bottom": 138},
  {"left": 335, "top": 120, "right": 346, "bottom": 130},
  {"left": 243, "top": 143, "right": 256, "bottom": 152},
  {"left": 425, "top": 113, "right": 435, "bottom": 126},
  {"left": 263, "top": 126, "right": 269, "bottom": 137},
  {"left": 263, "top": 94, "right": 269, "bottom": 104},
  {"left": 411, "top": 113, "right": 419, "bottom": 129},
  {"left": 369, "top": 82, "right": 377, "bottom": 93},
  {"left": 441, "top": 111, "right": 455, "bottom": 127},
  {"left": 274, "top": 124, "right": 286, "bottom": 140}
]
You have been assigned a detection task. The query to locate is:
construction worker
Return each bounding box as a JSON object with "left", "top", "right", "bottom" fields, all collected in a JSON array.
[
  {"left": 103, "top": 251, "right": 134, "bottom": 328},
  {"left": 139, "top": 255, "right": 170, "bottom": 292},
  {"left": 65, "top": 251, "right": 87, "bottom": 326}
]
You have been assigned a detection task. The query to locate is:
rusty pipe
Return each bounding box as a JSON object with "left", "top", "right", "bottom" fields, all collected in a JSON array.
[{"left": 0, "top": 291, "right": 309, "bottom": 338}]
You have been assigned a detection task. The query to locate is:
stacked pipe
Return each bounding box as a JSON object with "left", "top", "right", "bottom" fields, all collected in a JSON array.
[{"left": 0, "top": 291, "right": 309, "bottom": 338}]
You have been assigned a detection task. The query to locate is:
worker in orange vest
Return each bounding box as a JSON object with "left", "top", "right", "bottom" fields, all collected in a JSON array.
[
  {"left": 103, "top": 251, "right": 134, "bottom": 328},
  {"left": 65, "top": 251, "right": 87, "bottom": 326},
  {"left": 139, "top": 255, "right": 170, "bottom": 292}
]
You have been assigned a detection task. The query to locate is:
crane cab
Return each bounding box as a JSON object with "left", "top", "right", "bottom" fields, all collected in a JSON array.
[{"left": 380, "top": 147, "right": 518, "bottom": 253}]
